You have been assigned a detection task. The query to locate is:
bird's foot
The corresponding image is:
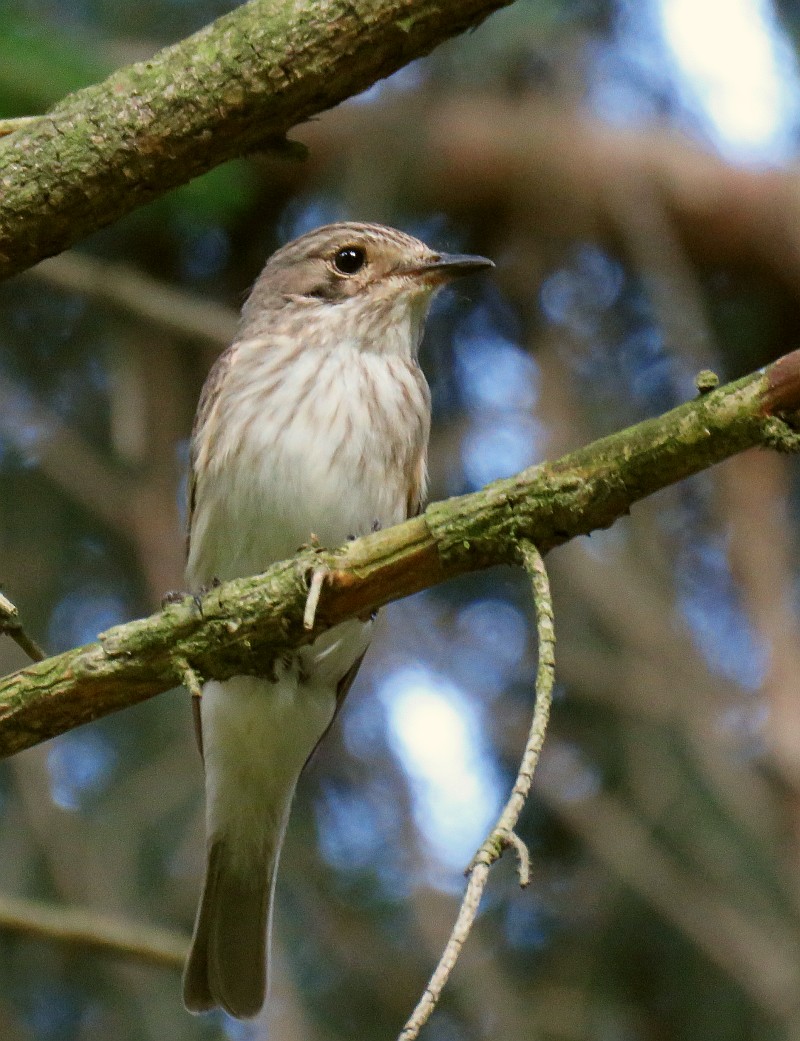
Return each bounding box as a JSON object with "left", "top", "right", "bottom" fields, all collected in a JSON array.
[{"left": 161, "top": 578, "right": 221, "bottom": 616}]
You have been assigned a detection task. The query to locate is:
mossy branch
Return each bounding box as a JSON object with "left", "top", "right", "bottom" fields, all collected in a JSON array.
[
  {"left": 0, "top": 0, "right": 513, "bottom": 281},
  {"left": 2, "top": 350, "right": 800, "bottom": 758}
]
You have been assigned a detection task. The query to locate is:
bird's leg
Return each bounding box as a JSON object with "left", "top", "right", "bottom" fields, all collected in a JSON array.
[{"left": 303, "top": 567, "right": 327, "bottom": 631}]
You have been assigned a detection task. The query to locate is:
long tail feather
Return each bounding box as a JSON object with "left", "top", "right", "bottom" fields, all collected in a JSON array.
[
  {"left": 183, "top": 674, "right": 337, "bottom": 1019},
  {"left": 183, "top": 836, "right": 279, "bottom": 1017}
]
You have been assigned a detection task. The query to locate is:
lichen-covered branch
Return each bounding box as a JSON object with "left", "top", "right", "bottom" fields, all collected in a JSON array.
[
  {"left": 2, "top": 349, "right": 800, "bottom": 758},
  {"left": 0, "top": 0, "right": 513, "bottom": 281}
]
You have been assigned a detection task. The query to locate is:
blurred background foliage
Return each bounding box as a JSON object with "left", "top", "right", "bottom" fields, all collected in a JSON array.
[{"left": 2, "top": 0, "right": 800, "bottom": 1039}]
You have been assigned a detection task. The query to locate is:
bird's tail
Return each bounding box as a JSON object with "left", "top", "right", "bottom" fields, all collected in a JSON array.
[
  {"left": 182, "top": 829, "right": 280, "bottom": 1018},
  {"left": 182, "top": 673, "right": 336, "bottom": 1019}
]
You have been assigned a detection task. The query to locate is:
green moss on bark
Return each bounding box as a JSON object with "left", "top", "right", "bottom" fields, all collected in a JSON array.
[{"left": 0, "top": 0, "right": 513, "bottom": 279}]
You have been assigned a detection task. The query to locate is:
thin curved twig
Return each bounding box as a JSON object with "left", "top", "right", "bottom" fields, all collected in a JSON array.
[
  {"left": 397, "top": 540, "right": 555, "bottom": 1041},
  {"left": 0, "top": 593, "right": 45, "bottom": 662},
  {"left": 304, "top": 567, "right": 327, "bottom": 630}
]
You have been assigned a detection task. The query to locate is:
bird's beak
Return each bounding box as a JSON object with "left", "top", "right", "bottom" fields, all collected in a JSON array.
[{"left": 405, "top": 252, "right": 495, "bottom": 285}]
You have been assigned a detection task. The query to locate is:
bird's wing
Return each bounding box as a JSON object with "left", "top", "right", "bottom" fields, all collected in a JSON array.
[
  {"left": 300, "top": 649, "right": 368, "bottom": 772},
  {"left": 186, "top": 344, "right": 238, "bottom": 558},
  {"left": 406, "top": 449, "right": 428, "bottom": 519},
  {"left": 192, "top": 694, "right": 205, "bottom": 759}
]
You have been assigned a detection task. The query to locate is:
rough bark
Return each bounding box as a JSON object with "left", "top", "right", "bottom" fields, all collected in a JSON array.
[
  {"left": 2, "top": 349, "right": 800, "bottom": 758},
  {"left": 0, "top": 0, "right": 514, "bottom": 280}
]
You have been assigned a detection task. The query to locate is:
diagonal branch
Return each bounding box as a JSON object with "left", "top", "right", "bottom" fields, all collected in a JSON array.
[
  {"left": 0, "top": 593, "right": 45, "bottom": 663},
  {"left": 27, "top": 252, "right": 237, "bottom": 350},
  {"left": 0, "top": 377, "right": 134, "bottom": 536},
  {"left": 0, "top": 0, "right": 514, "bottom": 281},
  {"left": 1, "top": 349, "right": 800, "bottom": 758},
  {"left": 0, "top": 891, "right": 188, "bottom": 970}
]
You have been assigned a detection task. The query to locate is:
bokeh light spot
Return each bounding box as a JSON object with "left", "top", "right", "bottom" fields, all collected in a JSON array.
[
  {"left": 46, "top": 730, "right": 117, "bottom": 811},
  {"left": 380, "top": 667, "right": 502, "bottom": 873}
]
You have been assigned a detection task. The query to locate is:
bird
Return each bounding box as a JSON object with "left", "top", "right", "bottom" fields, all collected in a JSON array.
[{"left": 182, "top": 221, "right": 494, "bottom": 1019}]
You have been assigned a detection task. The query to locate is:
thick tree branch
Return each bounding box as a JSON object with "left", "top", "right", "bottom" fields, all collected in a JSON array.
[
  {"left": 0, "top": 0, "right": 513, "bottom": 281},
  {"left": 1, "top": 349, "right": 800, "bottom": 757}
]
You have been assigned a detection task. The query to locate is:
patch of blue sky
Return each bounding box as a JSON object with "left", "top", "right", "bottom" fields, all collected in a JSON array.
[
  {"left": 591, "top": 0, "right": 800, "bottom": 164},
  {"left": 46, "top": 729, "right": 117, "bottom": 811},
  {"left": 47, "top": 585, "right": 129, "bottom": 654},
  {"left": 676, "top": 534, "right": 767, "bottom": 690}
]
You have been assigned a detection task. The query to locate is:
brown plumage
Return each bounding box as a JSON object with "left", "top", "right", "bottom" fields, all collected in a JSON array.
[{"left": 183, "top": 222, "right": 493, "bottom": 1019}]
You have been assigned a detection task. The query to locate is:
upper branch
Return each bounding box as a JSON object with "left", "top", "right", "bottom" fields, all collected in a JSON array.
[
  {"left": 1, "top": 349, "right": 800, "bottom": 757},
  {"left": 0, "top": 0, "right": 513, "bottom": 281}
]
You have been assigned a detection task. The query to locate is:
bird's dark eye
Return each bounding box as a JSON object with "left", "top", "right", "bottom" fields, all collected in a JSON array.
[{"left": 333, "top": 246, "right": 366, "bottom": 275}]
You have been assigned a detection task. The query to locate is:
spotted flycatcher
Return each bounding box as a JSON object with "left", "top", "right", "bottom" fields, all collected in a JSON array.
[{"left": 182, "top": 222, "right": 493, "bottom": 1018}]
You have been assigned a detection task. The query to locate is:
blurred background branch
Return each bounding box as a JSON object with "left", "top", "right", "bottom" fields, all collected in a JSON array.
[
  {"left": 27, "top": 254, "right": 237, "bottom": 353},
  {"left": 0, "top": 892, "right": 188, "bottom": 970}
]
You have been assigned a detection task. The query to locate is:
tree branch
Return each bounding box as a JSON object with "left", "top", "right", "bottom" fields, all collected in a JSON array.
[
  {"left": 27, "top": 252, "right": 237, "bottom": 350},
  {"left": 0, "top": 0, "right": 513, "bottom": 281},
  {"left": 0, "top": 593, "right": 45, "bottom": 662},
  {"left": 295, "top": 94, "right": 800, "bottom": 295},
  {"left": 0, "top": 891, "right": 188, "bottom": 970},
  {"left": 1, "top": 350, "right": 800, "bottom": 758}
]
